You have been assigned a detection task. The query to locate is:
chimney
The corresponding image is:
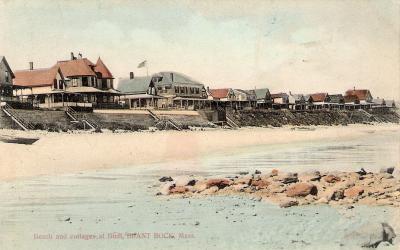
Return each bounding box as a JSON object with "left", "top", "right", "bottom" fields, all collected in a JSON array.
[
  {"left": 170, "top": 73, "right": 174, "bottom": 82},
  {"left": 130, "top": 72, "right": 134, "bottom": 79},
  {"left": 207, "top": 86, "right": 210, "bottom": 92},
  {"left": 70, "top": 52, "right": 75, "bottom": 60},
  {"left": 353, "top": 86, "right": 355, "bottom": 90},
  {"left": 29, "top": 62, "right": 33, "bottom": 70},
  {"left": 78, "top": 52, "right": 82, "bottom": 59}
]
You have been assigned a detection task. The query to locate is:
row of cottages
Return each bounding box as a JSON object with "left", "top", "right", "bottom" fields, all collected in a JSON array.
[
  {"left": 12, "top": 53, "right": 120, "bottom": 109},
  {"left": 117, "top": 71, "right": 209, "bottom": 110}
]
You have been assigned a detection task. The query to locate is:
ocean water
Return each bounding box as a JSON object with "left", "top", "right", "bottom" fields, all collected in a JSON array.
[{"left": 0, "top": 127, "right": 399, "bottom": 250}]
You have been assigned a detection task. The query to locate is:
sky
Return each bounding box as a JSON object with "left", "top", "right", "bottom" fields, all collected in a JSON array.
[{"left": 0, "top": 0, "right": 399, "bottom": 99}]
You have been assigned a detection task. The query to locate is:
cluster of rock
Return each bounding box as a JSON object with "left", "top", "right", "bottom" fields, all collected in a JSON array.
[
  {"left": 157, "top": 167, "right": 400, "bottom": 208},
  {"left": 228, "top": 109, "right": 400, "bottom": 127}
]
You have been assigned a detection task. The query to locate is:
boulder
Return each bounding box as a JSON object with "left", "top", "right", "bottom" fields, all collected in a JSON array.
[
  {"left": 278, "top": 173, "right": 298, "bottom": 184},
  {"left": 286, "top": 183, "right": 318, "bottom": 197},
  {"left": 279, "top": 199, "right": 299, "bottom": 208},
  {"left": 174, "top": 176, "right": 197, "bottom": 187},
  {"left": 193, "top": 181, "right": 208, "bottom": 193},
  {"left": 201, "top": 186, "right": 219, "bottom": 195},
  {"left": 254, "top": 170, "right": 262, "bottom": 174},
  {"left": 159, "top": 176, "right": 173, "bottom": 182},
  {"left": 299, "top": 171, "right": 321, "bottom": 182},
  {"left": 380, "top": 167, "right": 395, "bottom": 175},
  {"left": 270, "top": 169, "right": 279, "bottom": 177},
  {"left": 344, "top": 186, "right": 364, "bottom": 198},
  {"left": 170, "top": 186, "right": 188, "bottom": 194},
  {"left": 344, "top": 222, "right": 396, "bottom": 248},
  {"left": 160, "top": 182, "right": 175, "bottom": 195},
  {"left": 323, "top": 175, "right": 341, "bottom": 183},
  {"left": 206, "top": 178, "right": 232, "bottom": 189},
  {"left": 250, "top": 179, "right": 270, "bottom": 189}
]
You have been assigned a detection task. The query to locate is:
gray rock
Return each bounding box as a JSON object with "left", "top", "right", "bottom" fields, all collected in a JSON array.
[
  {"left": 344, "top": 222, "right": 396, "bottom": 248},
  {"left": 380, "top": 167, "right": 395, "bottom": 175},
  {"left": 159, "top": 176, "right": 173, "bottom": 182}
]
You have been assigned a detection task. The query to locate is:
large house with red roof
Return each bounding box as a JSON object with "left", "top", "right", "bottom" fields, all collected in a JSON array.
[
  {"left": 345, "top": 88, "right": 373, "bottom": 104},
  {"left": 14, "top": 53, "right": 119, "bottom": 108}
]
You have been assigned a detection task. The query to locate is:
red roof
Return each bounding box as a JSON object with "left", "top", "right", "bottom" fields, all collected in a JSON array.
[
  {"left": 344, "top": 94, "right": 359, "bottom": 103},
  {"left": 56, "top": 58, "right": 96, "bottom": 77},
  {"left": 94, "top": 57, "right": 113, "bottom": 78},
  {"left": 310, "top": 93, "right": 328, "bottom": 102},
  {"left": 14, "top": 66, "right": 60, "bottom": 87},
  {"left": 210, "top": 88, "right": 230, "bottom": 99},
  {"left": 345, "top": 89, "right": 371, "bottom": 101}
]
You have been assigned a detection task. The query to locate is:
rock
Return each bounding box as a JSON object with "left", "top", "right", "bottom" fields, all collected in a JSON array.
[
  {"left": 356, "top": 168, "right": 368, "bottom": 176},
  {"left": 170, "top": 186, "right": 188, "bottom": 194},
  {"left": 234, "top": 176, "right": 252, "bottom": 185},
  {"left": 279, "top": 173, "right": 298, "bottom": 184},
  {"left": 279, "top": 199, "right": 299, "bottom": 208},
  {"left": 269, "top": 183, "right": 286, "bottom": 193},
  {"left": 201, "top": 186, "right": 219, "bottom": 195},
  {"left": 231, "top": 184, "right": 248, "bottom": 192},
  {"left": 344, "top": 222, "right": 396, "bottom": 248},
  {"left": 323, "top": 175, "right": 341, "bottom": 183},
  {"left": 299, "top": 171, "right": 321, "bottom": 182},
  {"left": 344, "top": 186, "right": 364, "bottom": 198},
  {"left": 160, "top": 182, "right": 175, "bottom": 195},
  {"left": 174, "top": 176, "right": 197, "bottom": 186},
  {"left": 333, "top": 189, "right": 345, "bottom": 200},
  {"left": 254, "top": 170, "right": 261, "bottom": 174},
  {"left": 270, "top": 169, "right": 279, "bottom": 177},
  {"left": 206, "top": 178, "right": 232, "bottom": 189},
  {"left": 193, "top": 181, "right": 208, "bottom": 192},
  {"left": 236, "top": 171, "right": 249, "bottom": 175},
  {"left": 250, "top": 179, "right": 270, "bottom": 189},
  {"left": 286, "top": 183, "right": 318, "bottom": 197},
  {"left": 159, "top": 176, "right": 173, "bottom": 182},
  {"left": 380, "top": 167, "right": 395, "bottom": 175},
  {"left": 316, "top": 197, "right": 329, "bottom": 204}
]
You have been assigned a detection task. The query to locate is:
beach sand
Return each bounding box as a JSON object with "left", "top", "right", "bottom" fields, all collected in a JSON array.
[{"left": 1, "top": 124, "right": 399, "bottom": 181}]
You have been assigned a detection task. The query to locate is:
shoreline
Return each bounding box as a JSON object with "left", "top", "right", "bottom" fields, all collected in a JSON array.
[{"left": 1, "top": 124, "right": 399, "bottom": 181}]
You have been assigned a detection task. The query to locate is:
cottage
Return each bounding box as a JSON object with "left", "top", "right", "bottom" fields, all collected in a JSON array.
[
  {"left": 232, "top": 89, "right": 256, "bottom": 109},
  {"left": 14, "top": 65, "right": 66, "bottom": 108},
  {"left": 345, "top": 88, "right": 373, "bottom": 103},
  {"left": 151, "top": 71, "right": 208, "bottom": 109},
  {"left": 56, "top": 53, "right": 120, "bottom": 108},
  {"left": 250, "top": 88, "right": 272, "bottom": 109},
  {"left": 385, "top": 100, "right": 396, "bottom": 108},
  {"left": 372, "top": 98, "right": 385, "bottom": 106},
  {"left": 288, "top": 92, "right": 306, "bottom": 110},
  {"left": 327, "top": 94, "right": 345, "bottom": 110},
  {"left": 271, "top": 93, "right": 289, "bottom": 109},
  {"left": 0, "top": 56, "right": 15, "bottom": 101},
  {"left": 117, "top": 73, "right": 161, "bottom": 109},
  {"left": 209, "top": 88, "right": 235, "bottom": 101},
  {"left": 308, "top": 93, "right": 330, "bottom": 109}
]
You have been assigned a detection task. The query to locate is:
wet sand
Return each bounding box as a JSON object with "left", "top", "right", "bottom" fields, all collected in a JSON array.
[{"left": 0, "top": 124, "right": 399, "bottom": 181}]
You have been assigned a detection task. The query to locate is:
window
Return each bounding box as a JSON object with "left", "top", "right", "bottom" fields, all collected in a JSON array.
[
  {"left": 82, "top": 77, "right": 88, "bottom": 86},
  {"left": 59, "top": 80, "right": 63, "bottom": 89},
  {"left": 174, "top": 86, "right": 179, "bottom": 93},
  {"left": 195, "top": 88, "right": 200, "bottom": 94},
  {"left": 5, "top": 71, "right": 9, "bottom": 83},
  {"left": 53, "top": 79, "right": 57, "bottom": 89}
]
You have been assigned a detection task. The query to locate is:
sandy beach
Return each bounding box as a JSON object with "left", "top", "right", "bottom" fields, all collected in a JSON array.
[{"left": 1, "top": 124, "right": 399, "bottom": 181}]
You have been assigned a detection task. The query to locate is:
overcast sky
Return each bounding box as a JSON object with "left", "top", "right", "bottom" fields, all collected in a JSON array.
[{"left": 0, "top": 0, "right": 399, "bottom": 99}]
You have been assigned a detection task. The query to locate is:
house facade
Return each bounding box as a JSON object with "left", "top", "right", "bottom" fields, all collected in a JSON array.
[
  {"left": 151, "top": 72, "right": 208, "bottom": 109},
  {"left": 14, "top": 65, "right": 67, "bottom": 108},
  {"left": 345, "top": 89, "right": 373, "bottom": 103},
  {"left": 0, "top": 56, "right": 15, "bottom": 100},
  {"left": 271, "top": 93, "right": 289, "bottom": 109}
]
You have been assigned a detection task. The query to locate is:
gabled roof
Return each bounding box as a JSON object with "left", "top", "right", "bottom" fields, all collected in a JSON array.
[
  {"left": 56, "top": 58, "right": 96, "bottom": 77},
  {"left": 117, "top": 76, "right": 152, "bottom": 94},
  {"left": 290, "top": 94, "right": 305, "bottom": 102},
  {"left": 94, "top": 57, "right": 113, "bottom": 79},
  {"left": 310, "top": 93, "right": 328, "bottom": 102},
  {"left": 210, "top": 88, "right": 231, "bottom": 99},
  {"left": 345, "top": 89, "right": 372, "bottom": 101},
  {"left": 0, "top": 56, "right": 15, "bottom": 78},
  {"left": 253, "top": 88, "right": 270, "bottom": 100},
  {"left": 14, "top": 66, "right": 61, "bottom": 87},
  {"left": 154, "top": 72, "right": 204, "bottom": 87}
]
